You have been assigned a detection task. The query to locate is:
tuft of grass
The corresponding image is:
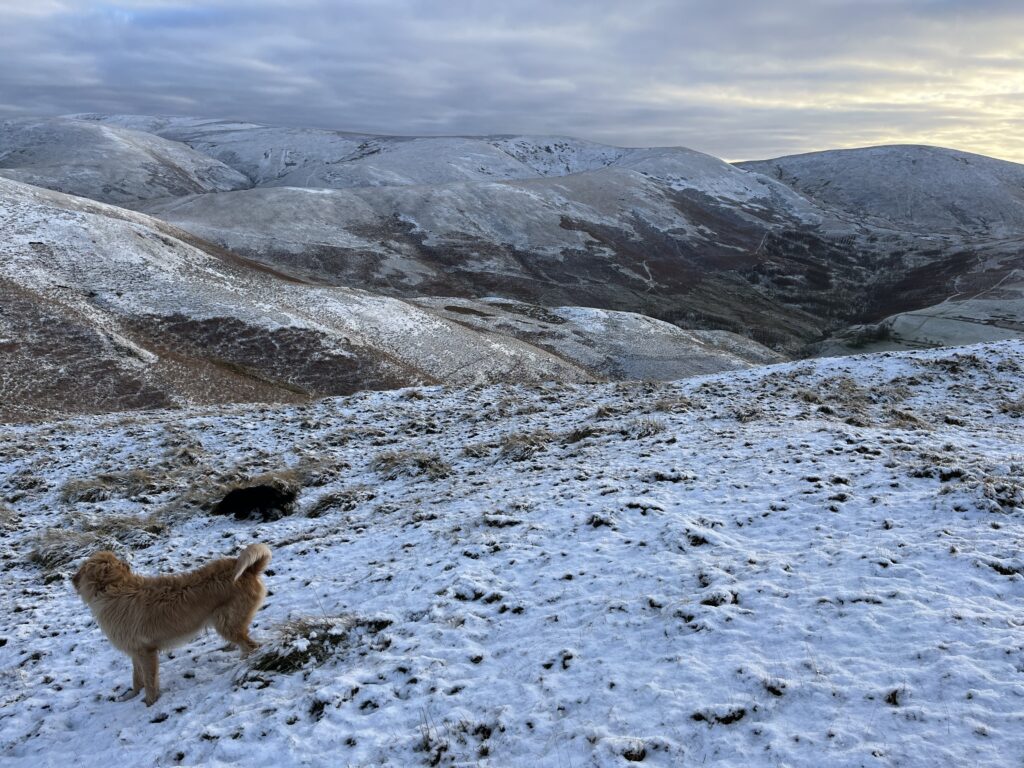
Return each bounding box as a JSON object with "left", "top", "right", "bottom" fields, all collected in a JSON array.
[
  {"left": 462, "top": 442, "right": 493, "bottom": 459},
  {"left": 60, "top": 469, "right": 166, "bottom": 504},
  {"left": 887, "top": 407, "right": 930, "bottom": 430},
  {"left": 306, "top": 486, "right": 375, "bottom": 518},
  {"left": 982, "top": 476, "right": 1024, "bottom": 510},
  {"left": 29, "top": 529, "right": 110, "bottom": 572},
  {"left": 0, "top": 503, "right": 21, "bottom": 532},
  {"left": 794, "top": 389, "right": 821, "bottom": 404},
  {"left": 562, "top": 425, "right": 603, "bottom": 444},
  {"left": 498, "top": 429, "right": 553, "bottom": 462},
  {"left": 620, "top": 418, "right": 666, "bottom": 439},
  {"left": 736, "top": 406, "right": 760, "bottom": 423},
  {"left": 243, "top": 615, "right": 392, "bottom": 676},
  {"left": 372, "top": 450, "right": 451, "bottom": 480},
  {"left": 29, "top": 512, "right": 168, "bottom": 571},
  {"left": 651, "top": 396, "right": 695, "bottom": 413},
  {"left": 999, "top": 397, "right": 1024, "bottom": 417}
]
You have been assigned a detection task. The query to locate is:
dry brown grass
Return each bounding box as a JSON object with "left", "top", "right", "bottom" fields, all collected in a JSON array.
[
  {"left": 29, "top": 511, "right": 167, "bottom": 571},
  {"left": 498, "top": 429, "right": 554, "bottom": 462},
  {"left": 0, "top": 503, "right": 22, "bottom": 532},
  {"left": 620, "top": 418, "right": 666, "bottom": 439},
  {"left": 651, "top": 396, "right": 696, "bottom": 413},
  {"left": 306, "top": 486, "right": 376, "bottom": 518},
  {"left": 60, "top": 469, "right": 167, "bottom": 504},
  {"left": 372, "top": 450, "right": 451, "bottom": 480},
  {"left": 999, "top": 397, "right": 1024, "bottom": 417}
]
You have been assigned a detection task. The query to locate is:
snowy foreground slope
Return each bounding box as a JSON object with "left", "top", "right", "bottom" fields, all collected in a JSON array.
[{"left": 2, "top": 342, "right": 1023, "bottom": 767}]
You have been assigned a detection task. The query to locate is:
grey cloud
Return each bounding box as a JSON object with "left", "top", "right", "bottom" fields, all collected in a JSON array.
[{"left": 0, "top": 0, "right": 1022, "bottom": 161}]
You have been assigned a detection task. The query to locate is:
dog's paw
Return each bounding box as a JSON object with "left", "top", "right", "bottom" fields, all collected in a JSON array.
[
  {"left": 115, "top": 688, "right": 141, "bottom": 702},
  {"left": 144, "top": 694, "right": 161, "bottom": 707}
]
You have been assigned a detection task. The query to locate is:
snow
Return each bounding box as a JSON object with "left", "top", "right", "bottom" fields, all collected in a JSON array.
[
  {"left": 2, "top": 340, "right": 1023, "bottom": 767},
  {"left": 0, "top": 175, "right": 775, "bottom": 421},
  {"left": 0, "top": 118, "right": 249, "bottom": 204},
  {"left": 739, "top": 145, "right": 1024, "bottom": 237}
]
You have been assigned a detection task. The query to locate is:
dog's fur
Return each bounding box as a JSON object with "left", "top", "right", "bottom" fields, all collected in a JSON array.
[{"left": 72, "top": 543, "right": 271, "bottom": 706}]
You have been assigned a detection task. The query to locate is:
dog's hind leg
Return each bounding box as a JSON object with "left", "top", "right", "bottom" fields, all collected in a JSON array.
[
  {"left": 212, "top": 610, "right": 259, "bottom": 658},
  {"left": 139, "top": 648, "right": 161, "bottom": 707},
  {"left": 116, "top": 655, "right": 144, "bottom": 701}
]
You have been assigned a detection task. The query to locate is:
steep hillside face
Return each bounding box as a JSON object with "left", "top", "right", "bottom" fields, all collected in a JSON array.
[
  {"left": 0, "top": 177, "right": 774, "bottom": 421},
  {"left": 137, "top": 164, "right": 855, "bottom": 350},
  {"left": 0, "top": 118, "right": 250, "bottom": 204},
  {"left": 814, "top": 238, "right": 1024, "bottom": 355},
  {"left": 738, "top": 145, "right": 1024, "bottom": 237}
]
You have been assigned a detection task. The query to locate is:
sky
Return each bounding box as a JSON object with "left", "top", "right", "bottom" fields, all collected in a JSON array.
[{"left": 1, "top": 0, "right": 1022, "bottom": 162}]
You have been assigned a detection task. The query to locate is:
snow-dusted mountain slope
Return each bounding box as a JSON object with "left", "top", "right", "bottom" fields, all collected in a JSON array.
[
  {"left": 28, "top": 116, "right": 1024, "bottom": 354},
  {"left": 739, "top": 145, "right": 1024, "bottom": 237},
  {"left": 137, "top": 167, "right": 845, "bottom": 350},
  {"left": 0, "top": 176, "right": 774, "bottom": 421},
  {"left": 0, "top": 118, "right": 250, "bottom": 204},
  {"left": 1, "top": 341, "right": 1022, "bottom": 766},
  {"left": 818, "top": 263, "right": 1024, "bottom": 356},
  {"left": 414, "top": 297, "right": 785, "bottom": 379}
]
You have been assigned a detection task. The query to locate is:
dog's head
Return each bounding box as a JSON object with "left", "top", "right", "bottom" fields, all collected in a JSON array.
[{"left": 72, "top": 551, "right": 131, "bottom": 602}]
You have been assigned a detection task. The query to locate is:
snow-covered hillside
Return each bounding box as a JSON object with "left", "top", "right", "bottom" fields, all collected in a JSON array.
[
  {"left": 739, "top": 145, "right": 1024, "bottom": 237},
  {"left": 0, "top": 118, "right": 250, "bottom": 204},
  {"left": 1, "top": 341, "right": 1022, "bottom": 766},
  {"left": 20, "top": 114, "right": 1024, "bottom": 355},
  {"left": 0, "top": 175, "right": 774, "bottom": 420}
]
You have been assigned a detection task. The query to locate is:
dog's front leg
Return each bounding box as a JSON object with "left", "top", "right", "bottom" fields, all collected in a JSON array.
[
  {"left": 116, "top": 655, "right": 144, "bottom": 701},
  {"left": 140, "top": 648, "right": 161, "bottom": 707}
]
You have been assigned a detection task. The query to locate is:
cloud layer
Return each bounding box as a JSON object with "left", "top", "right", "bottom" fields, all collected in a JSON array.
[{"left": 1, "top": 0, "right": 1022, "bottom": 162}]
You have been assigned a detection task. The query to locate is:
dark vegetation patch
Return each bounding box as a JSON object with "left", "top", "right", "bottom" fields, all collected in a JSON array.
[
  {"left": 242, "top": 615, "right": 393, "bottom": 678},
  {"left": 212, "top": 483, "right": 298, "bottom": 522},
  {"left": 443, "top": 304, "right": 493, "bottom": 318},
  {"left": 691, "top": 707, "right": 747, "bottom": 725}
]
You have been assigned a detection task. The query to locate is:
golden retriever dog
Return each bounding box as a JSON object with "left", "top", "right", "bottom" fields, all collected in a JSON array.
[{"left": 72, "top": 543, "right": 271, "bottom": 706}]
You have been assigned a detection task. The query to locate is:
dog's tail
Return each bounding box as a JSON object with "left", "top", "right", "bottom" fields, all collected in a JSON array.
[{"left": 233, "top": 543, "right": 272, "bottom": 581}]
